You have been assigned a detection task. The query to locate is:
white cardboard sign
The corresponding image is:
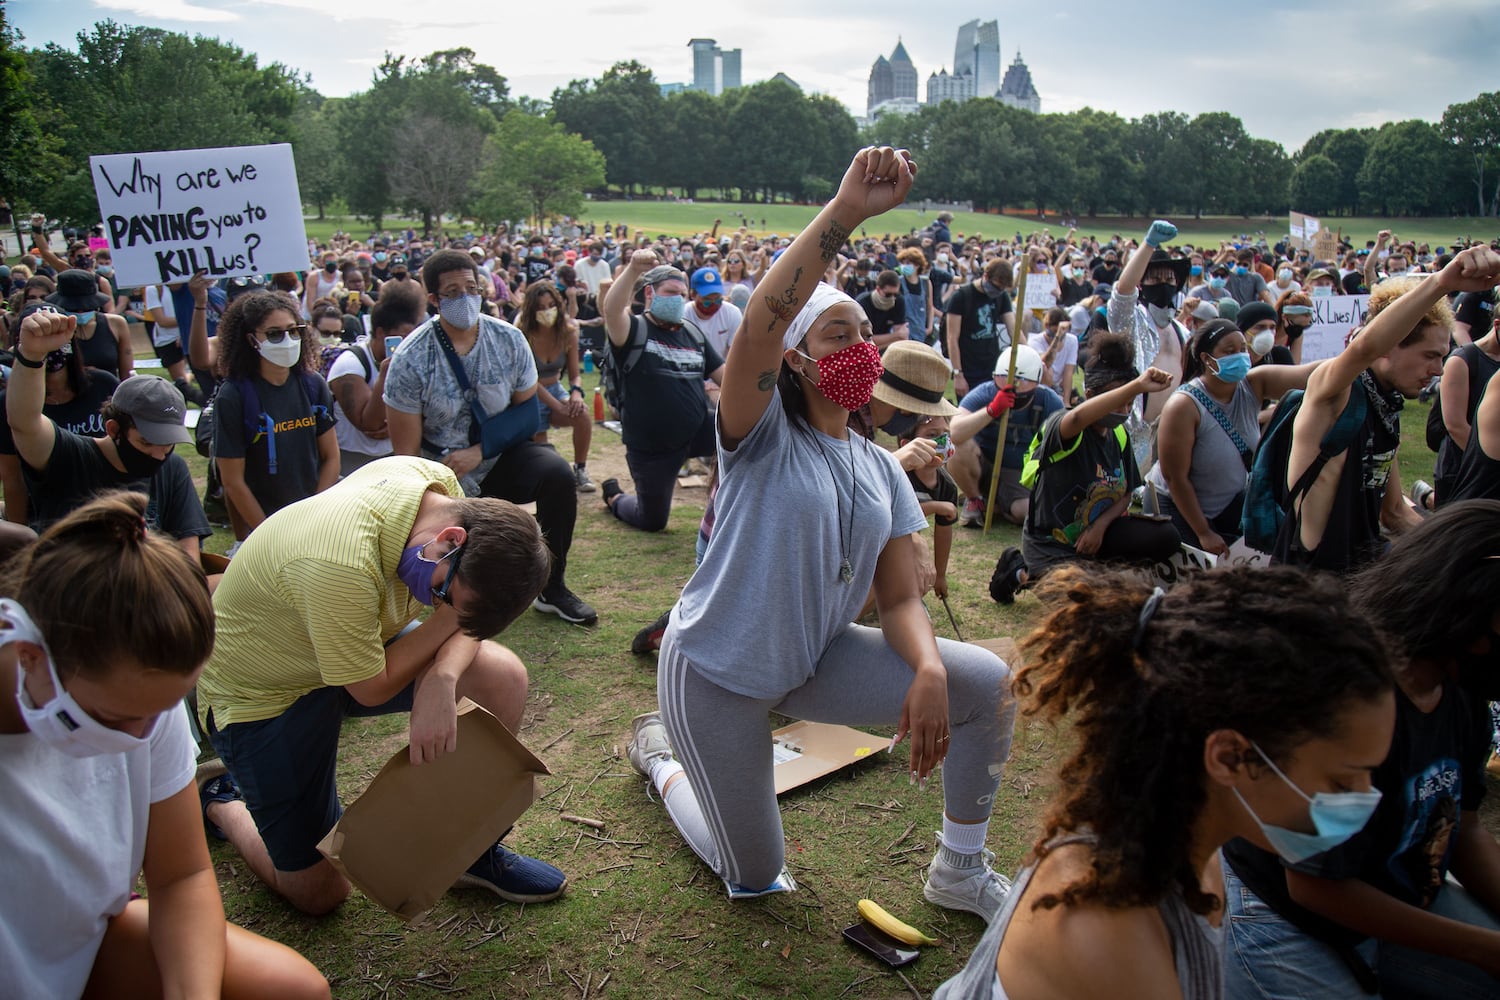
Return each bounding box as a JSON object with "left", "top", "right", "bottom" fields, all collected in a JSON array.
[
  {"left": 1300, "top": 294, "right": 1370, "bottom": 362},
  {"left": 90, "top": 143, "right": 308, "bottom": 287}
]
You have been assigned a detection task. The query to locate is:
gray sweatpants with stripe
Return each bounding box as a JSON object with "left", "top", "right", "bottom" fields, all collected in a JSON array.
[{"left": 656, "top": 623, "right": 1015, "bottom": 892}]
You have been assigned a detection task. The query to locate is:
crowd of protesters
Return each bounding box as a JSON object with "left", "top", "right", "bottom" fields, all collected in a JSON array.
[{"left": 2, "top": 146, "right": 1500, "bottom": 999}]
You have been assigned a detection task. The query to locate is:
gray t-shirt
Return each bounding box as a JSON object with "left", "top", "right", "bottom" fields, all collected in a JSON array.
[
  {"left": 383, "top": 314, "right": 538, "bottom": 495},
  {"left": 670, "top": 395, "right": 926, "bottom": 699}
]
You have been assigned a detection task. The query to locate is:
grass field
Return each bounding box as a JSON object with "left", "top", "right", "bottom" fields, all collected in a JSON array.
[{"left": 126, "top": 334, "right": 1498, "bottom": 999}]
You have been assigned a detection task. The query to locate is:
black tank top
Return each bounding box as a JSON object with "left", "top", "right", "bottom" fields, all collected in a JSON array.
[
  {"left": 1449, "top": 376, "right": 1500, "bottom": 503},
  {"left": 76, "top": 318, "right": 120, "bottom": 375}
]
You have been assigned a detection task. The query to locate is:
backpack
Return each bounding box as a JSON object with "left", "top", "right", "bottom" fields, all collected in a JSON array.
[
  {"left": 195, "top": 373, "right": 329, "bottom": 474},
  {"left": 1019, "top": 419, "right": 1129, "bottom": 490},
  {"left": 1239, "top": 386, "right": 1367, "bottom": 553},
  {"left": 601, "top": 314, "right": 706, "bottom": 422},
  {"left": 318, "top": 340, "right": 374, "bottom": 384}
]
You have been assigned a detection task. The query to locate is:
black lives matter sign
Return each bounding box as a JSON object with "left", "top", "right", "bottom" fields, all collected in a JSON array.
[{"left": 90, "top": 143, "right": 309, "bottom": 287}]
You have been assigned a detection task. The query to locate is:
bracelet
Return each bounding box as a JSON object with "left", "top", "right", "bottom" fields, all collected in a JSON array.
[
  {"left": 569, "top": 385, "right": 584, "bottom": 395},
  {"left": 14, "top": 353, "right": 44, "bottom": 369},
  {"left": 194, "top": 305, "right": 207, "bottom": 311}
]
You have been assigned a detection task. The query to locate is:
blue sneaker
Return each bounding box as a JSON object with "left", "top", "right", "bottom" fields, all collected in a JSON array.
[
  {"left": 196, "top": 760, "right": 240, "bottom": 841},
  {"left": 453, "top": 843, "right": 567, "bottom": 903}
]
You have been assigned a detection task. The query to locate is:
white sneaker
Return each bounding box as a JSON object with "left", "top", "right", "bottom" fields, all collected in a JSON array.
[
  {"left": 627, "top": 712, "right": 673, "bottom": 778},
  {"left": 922, "top": 834, "right": 1012, "bottom": 923}
]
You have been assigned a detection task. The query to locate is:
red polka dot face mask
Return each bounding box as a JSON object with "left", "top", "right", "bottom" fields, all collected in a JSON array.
[{"left": 797, "top": 340, "right": 884, "bottom": 411}]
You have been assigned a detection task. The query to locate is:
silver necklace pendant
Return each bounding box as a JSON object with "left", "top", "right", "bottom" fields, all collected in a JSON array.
[{"left": 839, "top": 559, "right": 854, "bottom": 584}]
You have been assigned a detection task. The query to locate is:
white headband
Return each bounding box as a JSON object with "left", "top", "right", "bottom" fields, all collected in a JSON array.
[{"left": 782, "top": 282, "right": 857, "bottom": 353}]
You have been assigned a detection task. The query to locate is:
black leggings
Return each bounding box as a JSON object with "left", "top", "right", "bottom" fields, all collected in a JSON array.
[
  {"left": 613, "top": 415, "right": 716, "bottom": 533},
  {"left": 479, "top": 442, "right": 576, "bottom": 589},
  {"left": 1158, "top": 491, "right": 1244, "bottom": 548}
]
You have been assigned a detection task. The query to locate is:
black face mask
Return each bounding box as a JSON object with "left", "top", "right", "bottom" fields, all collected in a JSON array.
[
  {"left": 880, "top": 411, "right": 920, "bottom": 438},
  {"left": 323, "top": 261, "right": 337, "bottom": 274},
  {"left": 981, "top": 280, "right": 1006, "bottom": 300},
  {"left": 1012, "top": 391, "right": 1036, "bottom": 409},
  {"left": 1139, "top": 283, "right": 1177, "bottom": 309},
  {"left": 114, "top": 432, "right": 167, "bottom": 477}
]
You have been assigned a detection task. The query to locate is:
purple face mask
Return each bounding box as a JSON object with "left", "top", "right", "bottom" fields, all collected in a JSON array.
[{"left": 396, "top": 540, "right": 459, "bottom": 606}]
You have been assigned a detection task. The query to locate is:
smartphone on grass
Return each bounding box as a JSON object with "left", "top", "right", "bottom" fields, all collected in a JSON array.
[{"left": 841, "top": 922, "right": 919, "bottom": 968}]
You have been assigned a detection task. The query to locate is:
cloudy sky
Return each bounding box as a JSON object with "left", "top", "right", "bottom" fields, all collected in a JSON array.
[{"left": 11, "top": 0, "right": 1492, "bottom": 152}]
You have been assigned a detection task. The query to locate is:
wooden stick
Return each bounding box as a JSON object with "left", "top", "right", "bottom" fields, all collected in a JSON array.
[
  {"left": 984, "top": 257, "right": 1032, "bottom": 533},
  {"left": 559, "top": 813, "right": 605, "bottom": 830}
]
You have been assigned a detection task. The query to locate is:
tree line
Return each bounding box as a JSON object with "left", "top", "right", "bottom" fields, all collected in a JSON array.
[{"left": 4, "top": 14, "right": 1497, "bottom": 232}]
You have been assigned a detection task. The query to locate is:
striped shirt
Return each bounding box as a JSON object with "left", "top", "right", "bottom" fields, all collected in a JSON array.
[{"left": 196, "top": 456, "right": 461, "bottom": 727}]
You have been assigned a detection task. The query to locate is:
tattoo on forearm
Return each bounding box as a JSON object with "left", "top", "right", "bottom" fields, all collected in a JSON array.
[
  {"left": 756, "top": 369, "right": 777, "bottom": 391},
  {"left": 818, "top": 221, "right": 852, "bottom": 263}
]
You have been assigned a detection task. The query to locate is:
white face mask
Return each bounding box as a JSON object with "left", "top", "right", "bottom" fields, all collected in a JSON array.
[
  {"left": 5, "top": 599, "right": 155, "bottom": 758},
  {"left": 257, "top": 336, "right": 302, "bottom": 369},
  {"left": 1251, "top": 330, "right": 1276, "bottom": 356}
]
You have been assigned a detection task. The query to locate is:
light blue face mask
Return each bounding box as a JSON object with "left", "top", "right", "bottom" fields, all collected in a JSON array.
[
  {"left": 1234, "top": 741, "right": 1382, "bottom": 864},
  {"left": 73, "top": 310, "right": 96, "bottom": 326},
  {"left": 1209, "top": 277, "right": 1227, "bottom": 291},
  {"left": 649, "top": 293, "right": 686, "bottom": 325},
  {"left": 1209, "top": 351, "right": 1252, "bottom": 383}
]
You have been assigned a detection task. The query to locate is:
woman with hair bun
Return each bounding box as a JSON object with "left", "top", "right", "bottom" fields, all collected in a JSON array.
[
  {"left": 938, "top": 564, "right": 1396, "bottom": 999},
  {"left": 0, "top": 492, "right": 328, "bottom": 999}
]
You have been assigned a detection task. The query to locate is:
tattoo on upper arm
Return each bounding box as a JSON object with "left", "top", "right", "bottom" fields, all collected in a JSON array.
[
  {"left": 819, "top": 221, "right": 851, "bottom": 263},
  {"left": 756, "top": 369, "right": 777, "bottom": 391}
]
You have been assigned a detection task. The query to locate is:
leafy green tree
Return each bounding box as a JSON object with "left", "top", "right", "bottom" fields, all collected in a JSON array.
[
  {"left": 804, "top": 94, "right": 860, "bottom": 202},
  {"left": 472, "top": 111, "right": 605, "bottom": 227},
  {"left": 1067, "top": 109, "right": 1137, "bottom": 217},
  {"left": 0, "top": 12, "right": 66, "bottom": 225},
  {"left": 25, "top": 20, "right": 300, "bottom": 224},
  {"left": 1181, "top": 113, "right": 1250, "bottom": 217},
  {"left": 726, "top": 79, "right": 818, "bottom": 202},
  {"left": 662, "top": 89, "right": 724, "bottom": 199},
  {"left": 291, "top": 94, "right": 341, "bottom": 219},
  {"left": 1440, "top": 92, "right": 1500, "bottom": 216},
  {"left": 1288, "top": 153, "right": 1342, "bottom": 215},
  {"left": 1320, "top": 129, "right": 1371, "bottom": 215},
  {"left": 1130, "top": 111, "right": 1189, "bottom": 217},
  {"left": 551, "top": 61, "right": 663, "bottom": 194},
  {"left": 1357, "top": 120, "right": 1448, "bottom": 215}
]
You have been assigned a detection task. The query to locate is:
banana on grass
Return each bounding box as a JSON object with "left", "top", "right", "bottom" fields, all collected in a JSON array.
[{"left": 857, "top": 898, "right": 941, "bottom": 946}]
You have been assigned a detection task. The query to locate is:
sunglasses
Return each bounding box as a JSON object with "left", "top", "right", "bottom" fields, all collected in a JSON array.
[
  {"left": 431, "top": 543, "right": 466, "bottom": 605},
  {"left": 259, "top": 324, "right": 306, "bottom": 343}
]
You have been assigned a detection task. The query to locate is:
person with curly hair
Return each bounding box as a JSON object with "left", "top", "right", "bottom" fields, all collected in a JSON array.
[
  {"left": 211, "top": 290, "right": 339, "bottom": 537},
  {"left": 937, "top": 565, "right": 1396, "bottom": 999}
]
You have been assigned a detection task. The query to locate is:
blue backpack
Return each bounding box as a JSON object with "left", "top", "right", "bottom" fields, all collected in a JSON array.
[{"left": 1240, "top": 387, "right": 1367, "bottom": 553}]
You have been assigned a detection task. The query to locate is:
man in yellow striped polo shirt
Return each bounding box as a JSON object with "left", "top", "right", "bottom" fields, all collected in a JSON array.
[{"left": 195, "top": 455, "right": 568, "bottom": 914}]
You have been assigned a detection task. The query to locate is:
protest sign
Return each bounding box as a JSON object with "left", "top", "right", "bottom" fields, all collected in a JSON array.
[
  {"left": 87, "top": 236, "right": 109, "bottom": 253},
  {"left": 1301, "top": 293, "right": 1369, "bottom": 362},
  {"left": 90, "top": 143, "right": 308, "bottom": 287},
  {"left": 1288, "top": 211, "right": 1319, "bottom": 250}
]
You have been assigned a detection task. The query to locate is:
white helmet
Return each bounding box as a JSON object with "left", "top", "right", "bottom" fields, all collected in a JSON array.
[{"left": 993, "top": 343, "right": 1045, "bottom": 383}]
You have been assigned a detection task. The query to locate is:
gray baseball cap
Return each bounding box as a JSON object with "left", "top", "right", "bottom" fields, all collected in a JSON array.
[{"left": 112, "top": 375, "right": 193, "bottom": 445}]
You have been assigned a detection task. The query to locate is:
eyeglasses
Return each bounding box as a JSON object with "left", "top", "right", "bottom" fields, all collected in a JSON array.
[
  {"left": 431, "top": 543, "right": 466, "bottom": 605},
  {"left": 316, "top": 325, "right": 344, "bottom": 337},
  {"left": 699, "top": 295, "right": 723, "bottom": 307},
  {"left": 259, "top": 324, "right": 306, "bottom": 343}
]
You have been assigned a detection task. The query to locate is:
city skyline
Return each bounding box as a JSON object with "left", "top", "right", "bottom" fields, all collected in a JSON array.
[{"left": 10, "top": 0, "right": 1494, "bottom": 153}]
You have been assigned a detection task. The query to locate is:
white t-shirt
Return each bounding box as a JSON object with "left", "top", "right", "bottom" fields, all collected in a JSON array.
[
  {"left": 0, "top": 705, "right": 196, "bottom": 999},
  {"left": 328, "top": 341, "right": 392, "bottom": 459},
  {"left": 144, "top": 285, "right": 178, "bottom": 348},
  {"left": 689, "top": 301, "right": 743, "bottom": 362},
  {"left": 574, "top": 257, "right": 613, "bottom": 296},
  {"left": 1027, "top": 331, "right": 1079, "bottom": 392}
]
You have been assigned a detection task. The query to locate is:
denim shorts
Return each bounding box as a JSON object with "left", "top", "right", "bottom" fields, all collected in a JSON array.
[
  {"left": 208, "top": 682, "right": 415, "bottom": 871},
  {"left": 535, "top": 382, "right": 567, "bottom": 426}
]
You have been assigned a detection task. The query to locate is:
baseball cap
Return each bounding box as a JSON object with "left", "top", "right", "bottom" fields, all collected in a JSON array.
[
  {"left": 691, "top": 267, "right": 724, "bottom": 295},
  {"left": 468, "top": 246, "right": 485, "bottom": 257},
  {"left": 112, "top": 375, "right": 193, "bottom": 446}
]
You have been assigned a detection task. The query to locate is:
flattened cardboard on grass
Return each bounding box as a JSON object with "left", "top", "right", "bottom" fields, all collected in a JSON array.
[
  {"left": 969, "top": 636, "right": 1020, "bottom": 667},
  {"left": 772, "top": 721, "right": 884, "bottom": 795},
  {"left": 316, "top": 702, "right": 549, "bottom": 921}
]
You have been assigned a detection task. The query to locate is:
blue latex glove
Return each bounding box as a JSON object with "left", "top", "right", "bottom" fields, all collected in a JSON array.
[{"left": 1145, "top": 220, "right": 1177, "bottom": 248}]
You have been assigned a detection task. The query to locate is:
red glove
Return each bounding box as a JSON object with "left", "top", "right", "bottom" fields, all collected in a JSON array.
[{"left": 986, "top": 385, "right": 1017, "bottom": 419}]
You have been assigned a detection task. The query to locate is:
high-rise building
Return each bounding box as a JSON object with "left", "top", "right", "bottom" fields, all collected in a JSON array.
[
  {"left": 889, "top": 40, "right": 918, "bottom": 101},
  {"left": 997, "top": 51, "right": 1041, "bottom": 113},
  {"left": 867, "top": 55, "right": 893, "bottom": 116},
  {"left": 954, "top": 20, "right": 1001, "bottom": 97},
  {"left": 688, "top": 39, "right": 718, "bottom": 93},
  {"left": 687, "top": 38, "right": 742, "bottom": 96},
  {"left": 720, "top": 48, "right": 742, "bottom": 91}
]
